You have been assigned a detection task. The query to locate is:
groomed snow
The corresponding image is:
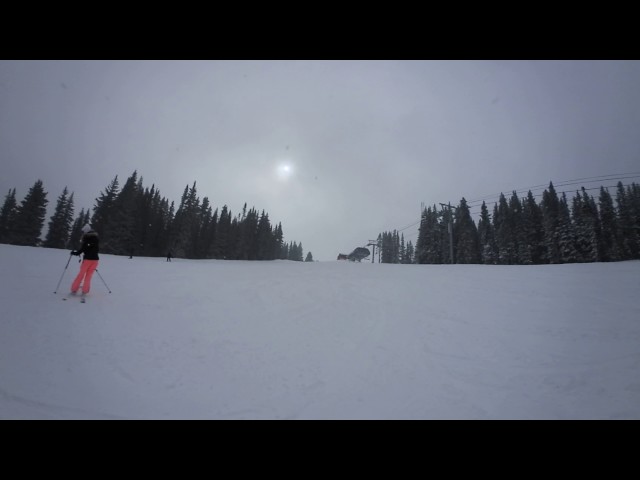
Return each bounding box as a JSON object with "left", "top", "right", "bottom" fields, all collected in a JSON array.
[{"left": 1, "top": 244, "right": 639, "bottom": 419}]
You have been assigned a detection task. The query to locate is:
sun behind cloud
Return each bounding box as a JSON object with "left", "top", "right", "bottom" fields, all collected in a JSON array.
[{"left": 276, "top": 162, "right": 294, "bottom": 180}]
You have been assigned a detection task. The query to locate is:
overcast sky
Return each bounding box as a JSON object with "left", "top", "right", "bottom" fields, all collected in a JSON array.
[{"left": 1, "top": 60, "right": 639, "bottom": 260}]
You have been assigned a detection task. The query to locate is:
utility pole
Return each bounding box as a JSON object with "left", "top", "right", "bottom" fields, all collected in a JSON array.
[
  {"left": 367, "top": 240, "right": 377, "bottom": 263},
  {"left": 439, "top": 202, "right": 457, "bottom": 264}
]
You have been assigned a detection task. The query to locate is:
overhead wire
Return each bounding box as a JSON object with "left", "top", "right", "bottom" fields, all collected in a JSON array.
[{"left": 380, "top": 172, "right": 640, "bottom": 238}]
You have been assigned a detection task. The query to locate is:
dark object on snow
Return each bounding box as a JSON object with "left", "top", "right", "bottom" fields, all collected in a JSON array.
[
  {"left": 337, "top": 253, "right": 348, "bottom": 260},
  {"left": 347, "top": 247, "right": 370, "bottom": 262}
]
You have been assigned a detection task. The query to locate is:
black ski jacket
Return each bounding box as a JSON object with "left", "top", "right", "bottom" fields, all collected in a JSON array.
[{"left": 74, "top": 231, "right": 100, "bottom": 260}]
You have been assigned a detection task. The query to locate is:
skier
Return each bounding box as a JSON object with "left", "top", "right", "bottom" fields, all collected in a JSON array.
[
  {"left": 166, "top": 250, "right": 173, "bottom": 262},
  {"left": 70, "top": 224, "right": 100, "bottom": 295}
]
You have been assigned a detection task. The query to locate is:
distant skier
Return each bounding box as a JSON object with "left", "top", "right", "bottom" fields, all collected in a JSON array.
[
  {"left": 70, "top": 224, "right": 100, "bottom": 295},
  {"left": 166, "top": 250, "right": 173, "bottom": 262}
]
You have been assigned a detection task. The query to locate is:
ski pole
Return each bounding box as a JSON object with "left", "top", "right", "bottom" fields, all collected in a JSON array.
[
  {"left": 54, "top": 252, "right": 73, "bottom": 294},
  {"left": 94, "top": 269, "right": 112, "bottom": 293}
]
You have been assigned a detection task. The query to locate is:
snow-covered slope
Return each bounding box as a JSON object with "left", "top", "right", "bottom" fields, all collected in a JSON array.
[{"left": 1, "top": 244, "right": 639, "bottom": 419}]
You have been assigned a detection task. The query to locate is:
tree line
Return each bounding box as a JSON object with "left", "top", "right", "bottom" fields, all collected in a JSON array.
[
  {"left": 377, "top": 181, "right": 640, "bottom": 265},
  {"left": 0, "top": 171, "right": 309, "bottom": 261},
  {"left": 376, "top": 230, "right": 415, "bottom": 264}
]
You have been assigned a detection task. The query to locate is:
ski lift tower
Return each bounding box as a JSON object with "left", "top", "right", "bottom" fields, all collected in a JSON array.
[
  {"left": 439, "top": 203, "right": 458, "bottom": 265},
  {"left": 367, "top": 240, "right": 378, "bottom": 263}
]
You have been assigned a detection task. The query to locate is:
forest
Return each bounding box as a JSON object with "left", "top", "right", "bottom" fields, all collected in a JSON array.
[
  {"left": 0, "top": 171, "right": 308, "bottom": 261},
  {"left": 377, "top": 181, "right": 640, "bottom": 265},
  {"left": 3, "top": 171, "right": 639, "bottom": 266}
]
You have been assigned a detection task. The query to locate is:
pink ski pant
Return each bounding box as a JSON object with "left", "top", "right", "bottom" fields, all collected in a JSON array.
[{"left": 71, "top": 260, "right": 99, "bottom": 294}]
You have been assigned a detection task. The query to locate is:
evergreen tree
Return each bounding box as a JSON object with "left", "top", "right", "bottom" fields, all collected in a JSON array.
[
  {"left": 477, "top": 201, "right": 496, "bottom": 264},
  {"left": 558, "top": 193, "right": 578, "bottom": 263},
  {"left": 628, "top": 183, "right": 640, "bottom": 258},
  {"left": 585, "top": 188, "right": 603, "bottom": 262},
  {"left": 134, "top": 183, "right": 157, "bottom": 257},
  {"left": 415, "top": 207, "right": 429, "bottom": 264},
  {"left": 194, "top": 197, "right": 214, "bottom": 259},
  {"left": 104, "top": 171, "right": 140, "bottom": 255},
  {"left": 616, "top": 182, "right": 640, "bottom": 259},
  {"left": 202, "top": 207, "right": 218, "bottom": 259},
  {"left": 508, "top": 191, "right": 523, "bottom": 264},
  {"left": 149, "top": 196, "right": 173, "bottom": 257},
  {"left": 69, "top": 208, "right": 90, "bottom": 249},
  {"left": 280, "top": 241, "right": 289, "bottom": 260},
  {"left": 212, "top": 205, "right": 231, "bottom": 259},
  {"left": 92, "top": 175, "right": 120, "bottom": 245},
  {"left": 288, "top": 241, "right": 303, "bottom": 261},
  {"left": 430, "top": 206, "right": 445, "bottom": 264},
  {"left": 169, "top": 182, "right": 195, "bottom": 258},
  {"left": 520, "top": 191, "right": 544, "bottom": 265},
  {"left": 305, "top": 251, "right": 314, "bottom": 262},
  {"left": 416, "top": 206, "right": 443, "bottom": 264},
  {"left": 228, "top": 216, "right": 241, "bottom": 260},
  {"left": 12, "top": 180, "right": 48, "bottom": 246},
  {"left": 273, "top": 223, "right": 284, "bottom": 260},
  {"left": 2, "top": 169, "right": 298, "bottom": 262},
  {"left": 63, "top": 192, "right": 75, "bottom": 247},
  {"left": 439, "top": 206, "right": 454, "bottom": 264},
  {"left": 256, "top": 211, "right": 273, "bottom": 260},
  {"left": 404, "top": 240, "right": 414, "bottom": 264},
  {"left": 598, "top": 186, "right": 620, "bottom": 261},
  {"left": 386, "top": 231, "right": 396, "bottom": 263},
  {"left": 393, "top": 230, "right": 400, "bottom": 264},
  {"left": 44, "top": 187, "right": 74, "bottom": 249},
  {"left": 170, "top": 182, "right": 206, "bottom": 259},
  {"left": 572, "top": 187, "right": 601, "bottom": 262},
  {"left": 379, "top": 230, "right": 401, "bottom": 263},
  {"left": 0, "top": 188, "right": 18, "bottom": 244},
  {"left": 541, "top": 182, "right": 561, "bottom": 264},
  {"left": 494, "top": 193, "right": 514, "bottom": 264},
  {"left": 453, "top": 198, "right": 480, "bottom": 264},
  {"left": 233, "top": 203, "right": 253, "bottom": 260}
]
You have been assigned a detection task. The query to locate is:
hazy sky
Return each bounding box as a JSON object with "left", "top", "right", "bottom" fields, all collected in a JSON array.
[{"left": 1, "top": 60, "right": 639, "bottom": 260}]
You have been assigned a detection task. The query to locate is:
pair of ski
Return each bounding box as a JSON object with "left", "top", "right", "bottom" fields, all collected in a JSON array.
[{"left": 62, "top": 292, "right": 87, "bottom": 303}]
